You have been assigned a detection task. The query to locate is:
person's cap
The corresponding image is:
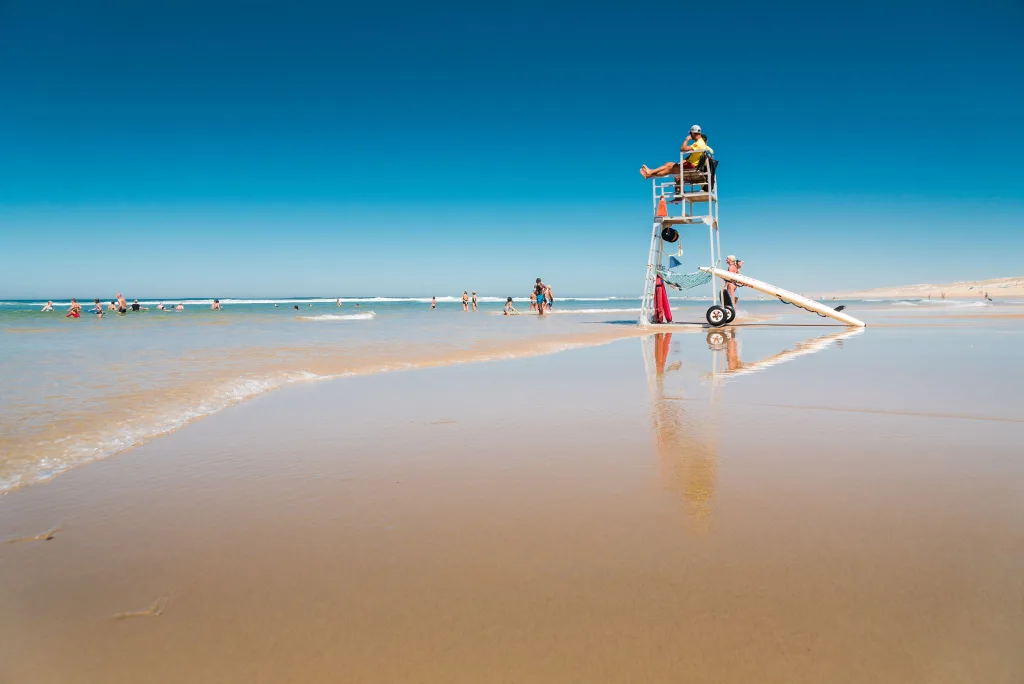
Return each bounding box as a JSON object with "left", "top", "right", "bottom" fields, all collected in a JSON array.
[
  {"left": 536, "top": 277, "right": 542, "bottom": 282},
  {"left": 726, "top": 254, "right": 736, "bottom": 261},
  {"left": 690, "top": 124, "right": 702, "bottom": 134}
]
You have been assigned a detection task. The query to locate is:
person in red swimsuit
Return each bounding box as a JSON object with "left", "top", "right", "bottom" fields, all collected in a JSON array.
[{"left": 65, "top": 298, "right": 81, "bottom": 318}]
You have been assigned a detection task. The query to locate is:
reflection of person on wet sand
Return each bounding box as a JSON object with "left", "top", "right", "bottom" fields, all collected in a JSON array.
[
  {"left": 648, "top": 333, "right": 718, "bottom": 528},
  {"left": 725, "top": 331, "right": 744, "bottom": 372}
]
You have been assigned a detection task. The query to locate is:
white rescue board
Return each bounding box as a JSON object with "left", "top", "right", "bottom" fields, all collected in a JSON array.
[{"left": 700, "top": 267, "right": 866, "bottom": 327}]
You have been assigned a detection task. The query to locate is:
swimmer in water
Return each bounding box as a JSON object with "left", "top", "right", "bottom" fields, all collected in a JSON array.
[
  {"left": 41, "top": 301, "right": 54, "bottom": 312},
  {"left": 65, "top": 298, "right": 81, "bottom": 318},
  {"left": 116, "top": 293, "right": 127, "bottom": 314},
  {"left": 337, "top": 298, "right": 343, "bottom": 307},
  {"left": 175, "top": 303, "right": 184, "bottom": 311},
  {"left": 211, "top": 299, "right": 221, "bottom": 310},
  {"left": 131, "top": 299, "right": 145, "bottom": 311},
  {"left": 471, "top": 291, "right": 477, "bottom": 312},
  {"left": 462, "top": 291, "right": 469, "bottom": 312},
  {"left": 504, "top": 297, "right": 518, "bottom": 315},
  {"left": 293, "top": 305, "right": 299, "bottom": 310},
  {"left": 431, "top": 296, "right": 436, "bottom": 310},
  {"left": 107, "top": 299, "right": 118, "bottom": 312}
]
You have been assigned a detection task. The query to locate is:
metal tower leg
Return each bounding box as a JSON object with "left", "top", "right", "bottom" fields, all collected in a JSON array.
[{"left": 639, "top": 221, "right": 662, "bottom": 325}]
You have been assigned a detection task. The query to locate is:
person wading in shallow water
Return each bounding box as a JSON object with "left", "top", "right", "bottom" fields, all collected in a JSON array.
[
  {"left": 462, "top": 291, "right": 469, "bottom": 312},
  {"left": 533, "top": 278, "right": 548, "bottom": 315},
  {"left": 471, "top": 291, "right": 478, "bottom": 312}
]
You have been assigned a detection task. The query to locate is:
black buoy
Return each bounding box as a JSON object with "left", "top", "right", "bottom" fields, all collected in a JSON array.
[{"left": 661, "top": 227, "right": 680, "bottom": 243}]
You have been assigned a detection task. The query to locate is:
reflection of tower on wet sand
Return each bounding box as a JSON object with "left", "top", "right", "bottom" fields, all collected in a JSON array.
[
  {"left": 642, "top": 333, "right": 719, "bottom": 529},
  {"left": 641, "top": 327, "right": 866, "bottom": 527}
]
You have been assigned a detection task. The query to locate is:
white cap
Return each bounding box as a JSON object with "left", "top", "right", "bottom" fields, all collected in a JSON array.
[
  {"left": 690, "top": 124, "right": 702, "bottom": 133},
  {"left": 726, "top": 255, "right": 736, "bottom": 261}
]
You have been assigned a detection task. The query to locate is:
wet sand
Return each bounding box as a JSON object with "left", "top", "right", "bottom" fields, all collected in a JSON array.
[{"left": 2, "top": 324, "right": 1023, "bottom": 683}]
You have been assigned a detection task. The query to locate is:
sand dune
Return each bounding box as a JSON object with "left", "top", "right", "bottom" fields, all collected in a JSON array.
[{"left": 833, "top": 276, "right": 1024, "bottom": 300}]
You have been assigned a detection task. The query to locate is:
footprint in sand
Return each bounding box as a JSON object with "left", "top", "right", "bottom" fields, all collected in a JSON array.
[
  {"left": 112, "top": 596, "right": 169, "bottom": 620},
  {"left": 3, "top": 526, "right": 61, "bottom": 544},
  {"left": 428, "top": 419, "right": 458, "bottom": 426}
]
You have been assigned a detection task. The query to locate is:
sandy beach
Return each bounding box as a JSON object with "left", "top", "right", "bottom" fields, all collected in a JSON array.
[
  {"left": 831, "top": 276, "right": 1024, "bottom": 300},
  {"left": 5, "top": 0, "right": 1023, "bottom": 679},
  {"left": 2, "top": 308, "right": 1022, "bottom": 683}
]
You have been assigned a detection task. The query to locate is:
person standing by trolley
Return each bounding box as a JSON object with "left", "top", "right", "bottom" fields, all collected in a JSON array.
[{"left": 725, "top": 255, "right": 743, "bottom": 309}]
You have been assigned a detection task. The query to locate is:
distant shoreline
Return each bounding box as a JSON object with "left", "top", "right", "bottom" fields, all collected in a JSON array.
[{"left": 828, "top": 276, "right": 1024, "bottom": 300}]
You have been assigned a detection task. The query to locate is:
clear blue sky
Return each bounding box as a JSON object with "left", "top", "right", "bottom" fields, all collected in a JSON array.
[{"left": 1, "top": 0, "right": 1021, "bottom": 298}]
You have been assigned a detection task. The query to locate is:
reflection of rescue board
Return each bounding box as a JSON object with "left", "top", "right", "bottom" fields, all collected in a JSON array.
[
  {"left": 705, "top": 327, "right": 864, "bottom": 379},
  {"left": 700, "top": 267, "right": 866, "bottom": 327}
]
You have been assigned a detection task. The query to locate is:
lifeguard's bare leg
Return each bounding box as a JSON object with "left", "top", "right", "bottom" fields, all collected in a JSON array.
[{"left": 640, "top": 161, "right": 680, "bottom": 179}]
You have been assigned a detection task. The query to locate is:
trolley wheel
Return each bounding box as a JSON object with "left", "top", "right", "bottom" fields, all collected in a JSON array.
[
  {"left": 723, "top": 306, "right": 735, "bottom": 324},
  {"left": 706, "top": 306, "right": 728, "bottom": 327}
]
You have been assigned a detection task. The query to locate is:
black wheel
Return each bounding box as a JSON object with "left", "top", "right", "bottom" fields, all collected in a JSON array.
[
  {"left": 706, "top": 305, "right": 728, "bottom": 327},
  {"left": 661, "top": 227, "right": 680, "bottom": 243},
  {"left": 723, "top": 306, "right": 735, "bottom": 324}
]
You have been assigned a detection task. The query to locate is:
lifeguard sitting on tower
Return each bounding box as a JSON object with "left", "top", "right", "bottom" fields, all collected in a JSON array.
[{"left": 639, "top": 124, "right": 713, "bottom": 180}]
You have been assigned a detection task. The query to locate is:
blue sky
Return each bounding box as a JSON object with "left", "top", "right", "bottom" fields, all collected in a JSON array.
[{"left": 1, "top": 0, "right": 1022, "bottom": 298}]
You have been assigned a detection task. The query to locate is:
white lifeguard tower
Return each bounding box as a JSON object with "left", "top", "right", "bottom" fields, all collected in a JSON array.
[
  {"left": 638, "top": 147, "right": 729, "bottom": 327},
  {"left": 637, "top": 145, "right": 866, "bottom": 328}
]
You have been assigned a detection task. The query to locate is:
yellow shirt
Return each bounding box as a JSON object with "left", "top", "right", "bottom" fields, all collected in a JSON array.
[{"left": 686, "top": 138, "right": 713, "bottom": 166}]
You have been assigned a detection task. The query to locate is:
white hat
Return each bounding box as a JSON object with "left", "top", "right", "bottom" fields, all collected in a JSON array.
[
  {"left": 690, "top": 124, "right": 702, "bottom": 133},
  {"left": 726, "top": 254, "right": 736, "bottom": 261}
]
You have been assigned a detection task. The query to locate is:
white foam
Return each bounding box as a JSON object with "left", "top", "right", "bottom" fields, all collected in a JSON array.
[
  {"left": 546, "top": 308, "right": 642, "bottom": 314},
  {"left": 0, "top": 371, "right": 330, "bottom": 494},
  {"left": 298, "top": 312, "right": 376, "bottom": 321},
  {"left": 4, "top": 296, "right": 642, "bottom": 308}
]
